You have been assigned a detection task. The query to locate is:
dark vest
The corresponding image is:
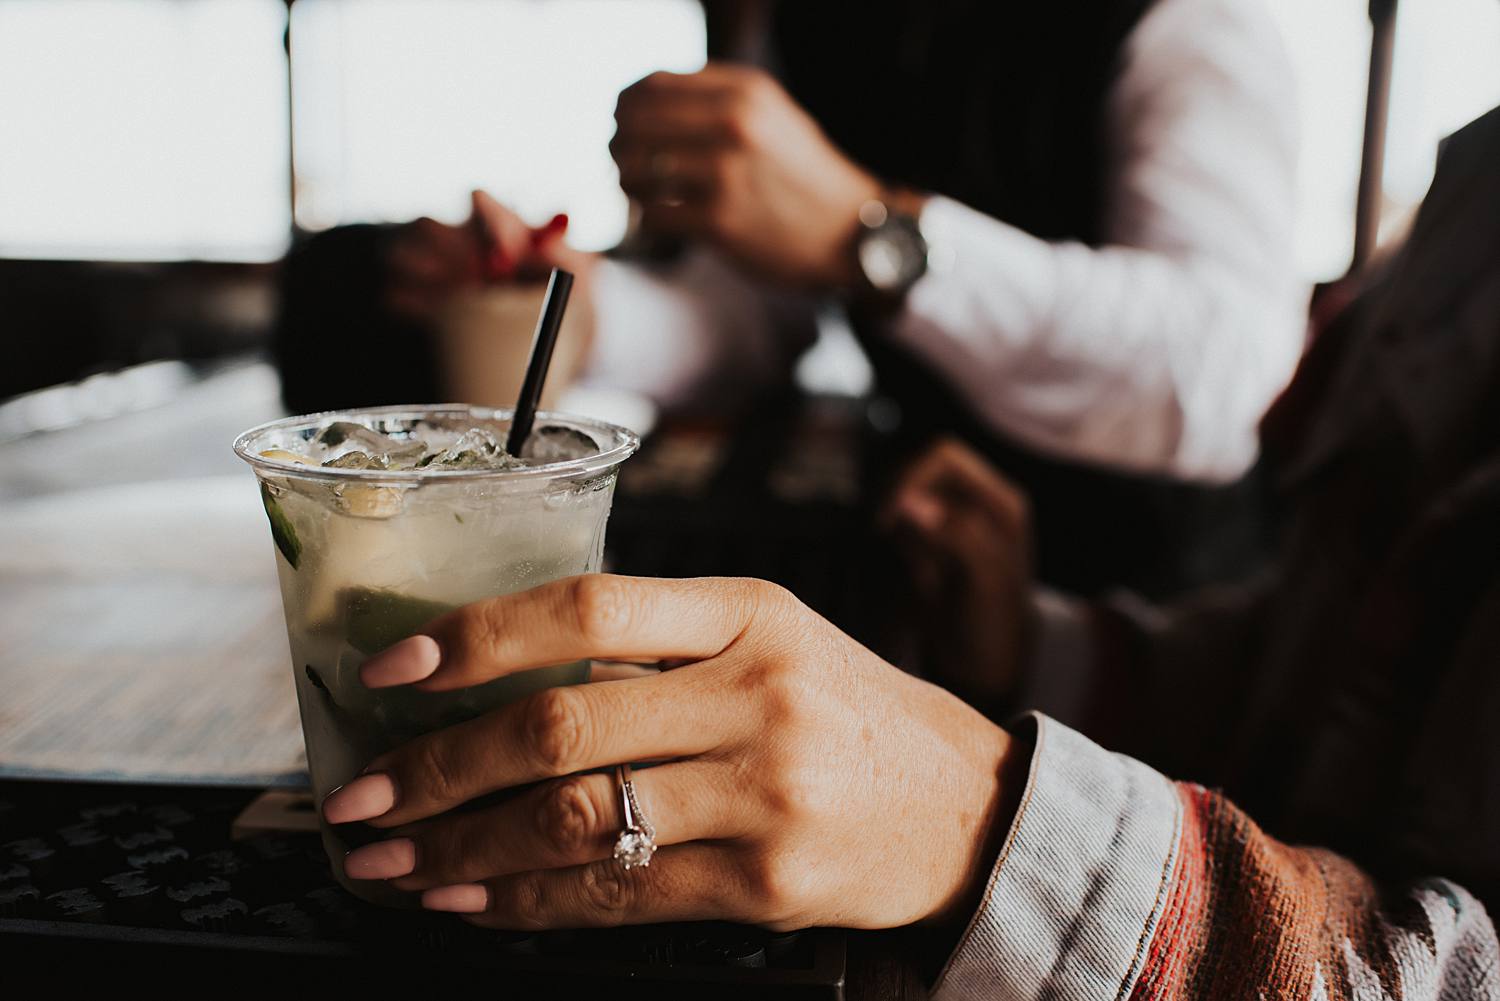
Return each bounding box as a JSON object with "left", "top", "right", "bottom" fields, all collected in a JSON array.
[{"left": 765, "top": 0, "right": 1271, "bottom": 598}]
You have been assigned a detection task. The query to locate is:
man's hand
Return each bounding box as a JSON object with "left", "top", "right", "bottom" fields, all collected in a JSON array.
[
  {"left": 611, "top": 64, "right": 882, "bottom": 289},
  {"left": 321, "top": 575, "right": 1025, "bottom": 931},
  {"left": 882, "top": 439, "right": 1036, "bottom": 707}
]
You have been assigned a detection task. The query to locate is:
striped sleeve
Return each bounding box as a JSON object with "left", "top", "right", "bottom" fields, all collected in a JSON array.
[{"left": 934, "top": 715, "right": 1500, "bottom": 1001}]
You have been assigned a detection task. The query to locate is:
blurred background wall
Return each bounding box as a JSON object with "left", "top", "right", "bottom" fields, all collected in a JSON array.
[{"left": 2, "top": 0, "right": 1498, "bottom": 417}]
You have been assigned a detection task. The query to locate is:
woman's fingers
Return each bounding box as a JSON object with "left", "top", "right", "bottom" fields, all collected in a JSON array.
[
  {"left": 339, "top": 760, "right": 735, "bottom": 891},
  {"left": 470, "top": 189, "right": 532, "bottom": 276},
  {"left": 434, "top": 844, "right": 754, "bottom": 928},
  {"left": 327, "top": 667, "right": 743, "bottom": 829},
  {"left": 362, "top": 575, "right": 773, "bottom": 693}
]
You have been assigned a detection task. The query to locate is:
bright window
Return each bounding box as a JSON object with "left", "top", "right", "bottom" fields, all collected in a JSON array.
[
  {"left": 1266, "top": 0, "right": 1500, "bottom": 279},
  {"left": 1, "top": 0, "right": 1492, "bottom": 272},
  {"left": 288, "top": 0, "right": 706, "bottom": 251},
  {"left": 0, "top": 0, "right": 291, "bottom": 261}
]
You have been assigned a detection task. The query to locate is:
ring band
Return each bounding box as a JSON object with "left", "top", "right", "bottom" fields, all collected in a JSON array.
[
  {"left": 647, "top": 152, "right": 687, "bottom": 208},
  {"left": 612, "top": 763, "right": 657, "bottom": 871}
]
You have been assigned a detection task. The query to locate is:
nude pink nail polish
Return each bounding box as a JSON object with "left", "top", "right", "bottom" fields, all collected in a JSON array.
[
  {"left": 422, "top": 884, "right": 490, "bottom": 913},
  {"left": 359, "top": 635, "right": 441, "bottom": 689},
  {"left": 343, "top": 839, "right": 417, "bottom": 880},
  {"left": 322, "top": 772, "right": 398, "bottom": 824}
]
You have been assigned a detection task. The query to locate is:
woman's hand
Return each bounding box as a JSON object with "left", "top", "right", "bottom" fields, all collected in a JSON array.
[
  {"left": 321, "top": 575, "right": 1026, "bottom": 931},
  {"left": 386, "top": 189, "right": 594, "bottom": 321},
  {"left": 882, "top": 439, "right": 1036, "bottom": 708},
  {"left": 611, "top": 63, "right": 881, "bottom": 289}
]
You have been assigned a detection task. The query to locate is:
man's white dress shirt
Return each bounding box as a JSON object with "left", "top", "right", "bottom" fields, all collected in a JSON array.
[{"left": 581, "top": 0, "right": 1308, "bottom": 483}]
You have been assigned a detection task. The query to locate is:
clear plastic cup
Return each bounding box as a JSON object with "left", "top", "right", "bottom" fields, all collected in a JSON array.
[{"left": 234, "top": 405, "right": 638, "bottom": 904}]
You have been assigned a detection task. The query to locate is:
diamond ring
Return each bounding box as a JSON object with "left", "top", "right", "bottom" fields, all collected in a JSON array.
[{"left": 612, "top": 763, "right": 657, "bottom": 871}]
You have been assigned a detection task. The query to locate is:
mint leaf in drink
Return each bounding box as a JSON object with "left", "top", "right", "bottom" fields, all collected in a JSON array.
[
  {"left": 303, "top": 665, "right": 346, "bottom": 718},
  {"left": 260, "top": 482, "right": 302, "bottom": 569},
  {"left": 322, "top": 450, "right": 388, "bottom": 470},
  {"left": 342, "top": 588, "right": 456, "bottom": 655},
  {"left": 317, "top": 421, "right": 426, "bottom": 466},
  {"left": 315, "top": 421, "right": 360, "bottom": 448}
]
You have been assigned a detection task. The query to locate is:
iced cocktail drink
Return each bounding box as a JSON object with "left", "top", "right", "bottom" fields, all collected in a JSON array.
[{"left": 234, "top": 405, "right": 638, "bottom": 903}]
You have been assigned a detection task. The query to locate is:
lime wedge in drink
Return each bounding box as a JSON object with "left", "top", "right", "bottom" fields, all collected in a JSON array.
[
  {"left": 259, "top": 482, "right": 302, "bottom": 569},
  {"left": 342, "top": 587, "right": 456, "bottom": 655}
]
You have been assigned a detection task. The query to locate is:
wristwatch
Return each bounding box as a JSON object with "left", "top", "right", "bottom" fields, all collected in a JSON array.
[{"left": 852, "top": 193, "right": 929, "bottom": 304}]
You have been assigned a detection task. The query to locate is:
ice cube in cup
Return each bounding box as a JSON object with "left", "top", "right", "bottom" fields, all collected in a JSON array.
[
  {"left": 520, "top": 424, "right": 601, "bottom": 463},
  {"left": 315, "top": 420, "right": 429, "bottom": 466},
  {"left": 421, "top": 427, "right": 523, "bottom": 470},
  {"left": 234, "top": 406, "right": 638, "bottom": 906}
]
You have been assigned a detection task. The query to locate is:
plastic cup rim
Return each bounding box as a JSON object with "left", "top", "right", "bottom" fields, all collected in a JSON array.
[{"left": 232, "top": 403, "right": 640, "bottom": 485}]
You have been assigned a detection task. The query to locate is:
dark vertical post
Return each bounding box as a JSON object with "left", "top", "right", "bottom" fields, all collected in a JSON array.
[
  {"left": 702, "top": 0, "right": 772, "bottom": 62},
  {"left": 1350, "top": 0, "right": 1398, "bottom": 276},
  {"left": 283, "top": 0, "right": 300, "bottom": 240}
]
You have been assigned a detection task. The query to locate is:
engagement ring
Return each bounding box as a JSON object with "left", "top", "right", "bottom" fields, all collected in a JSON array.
[{"left": 612, "top": 763, "right": 657, "bottom": 871}]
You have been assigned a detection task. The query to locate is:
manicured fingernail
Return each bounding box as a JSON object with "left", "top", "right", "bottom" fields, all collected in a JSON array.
[
  {"left": 322, "top": 772, "right": 398, "bottom": 824},
  {"left": 360, "top": 635, "right": 441, "bottom": 688},
  {"left": 531, "top": 213, "right": 569, "bottom": 246},
  {"left": 422, "top": 884, "right": 490, "bottom": 913},
  {"left": 343, "top": 838, "right": 416, "bottom": 880}
]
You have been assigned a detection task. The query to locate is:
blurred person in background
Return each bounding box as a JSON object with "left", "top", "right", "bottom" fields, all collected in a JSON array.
[
  {"left": 322, "top": 105, "right": 1500, "bottom": 999},
  {"left": 282, "top": 0, "right": 1307, "bottom": 596},
  {"left": 877, "top": 101, "right": 1500, "bottom": 991}
]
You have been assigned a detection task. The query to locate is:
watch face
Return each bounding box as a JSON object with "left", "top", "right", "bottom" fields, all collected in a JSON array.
[{"left": 858, "top": 214, "right": 927, "bottom": 294}]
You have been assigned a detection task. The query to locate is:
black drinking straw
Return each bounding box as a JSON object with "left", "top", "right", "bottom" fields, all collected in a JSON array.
[{"left": 505, "top": 267, "right": 574, "bottom": 455}]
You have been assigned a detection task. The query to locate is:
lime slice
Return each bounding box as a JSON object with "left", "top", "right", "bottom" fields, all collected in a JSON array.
[
  {"left": 260, "top": 482, "right": 302, "bottom": 569},
  {"left": 342, "top": 587, "right": 456, "bottom": 654},
  {"left": 336, "top": 483, "right": 405, "bottom": 519}
]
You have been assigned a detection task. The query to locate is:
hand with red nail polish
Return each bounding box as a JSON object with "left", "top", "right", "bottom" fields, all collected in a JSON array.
[
  {"left": 386, "top": 191, "right": 595, "bottom": 322},
  {"left": 470, "top": 194, "right": 591, "bottom": 285},
  {"left": 530, "top": 213, "right": 570, "bottom": 250}
]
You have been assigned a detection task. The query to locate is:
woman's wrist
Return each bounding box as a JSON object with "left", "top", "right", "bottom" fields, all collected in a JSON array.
[{"left": 919, "top": 722, "right": 1034, "bottom": 970}]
